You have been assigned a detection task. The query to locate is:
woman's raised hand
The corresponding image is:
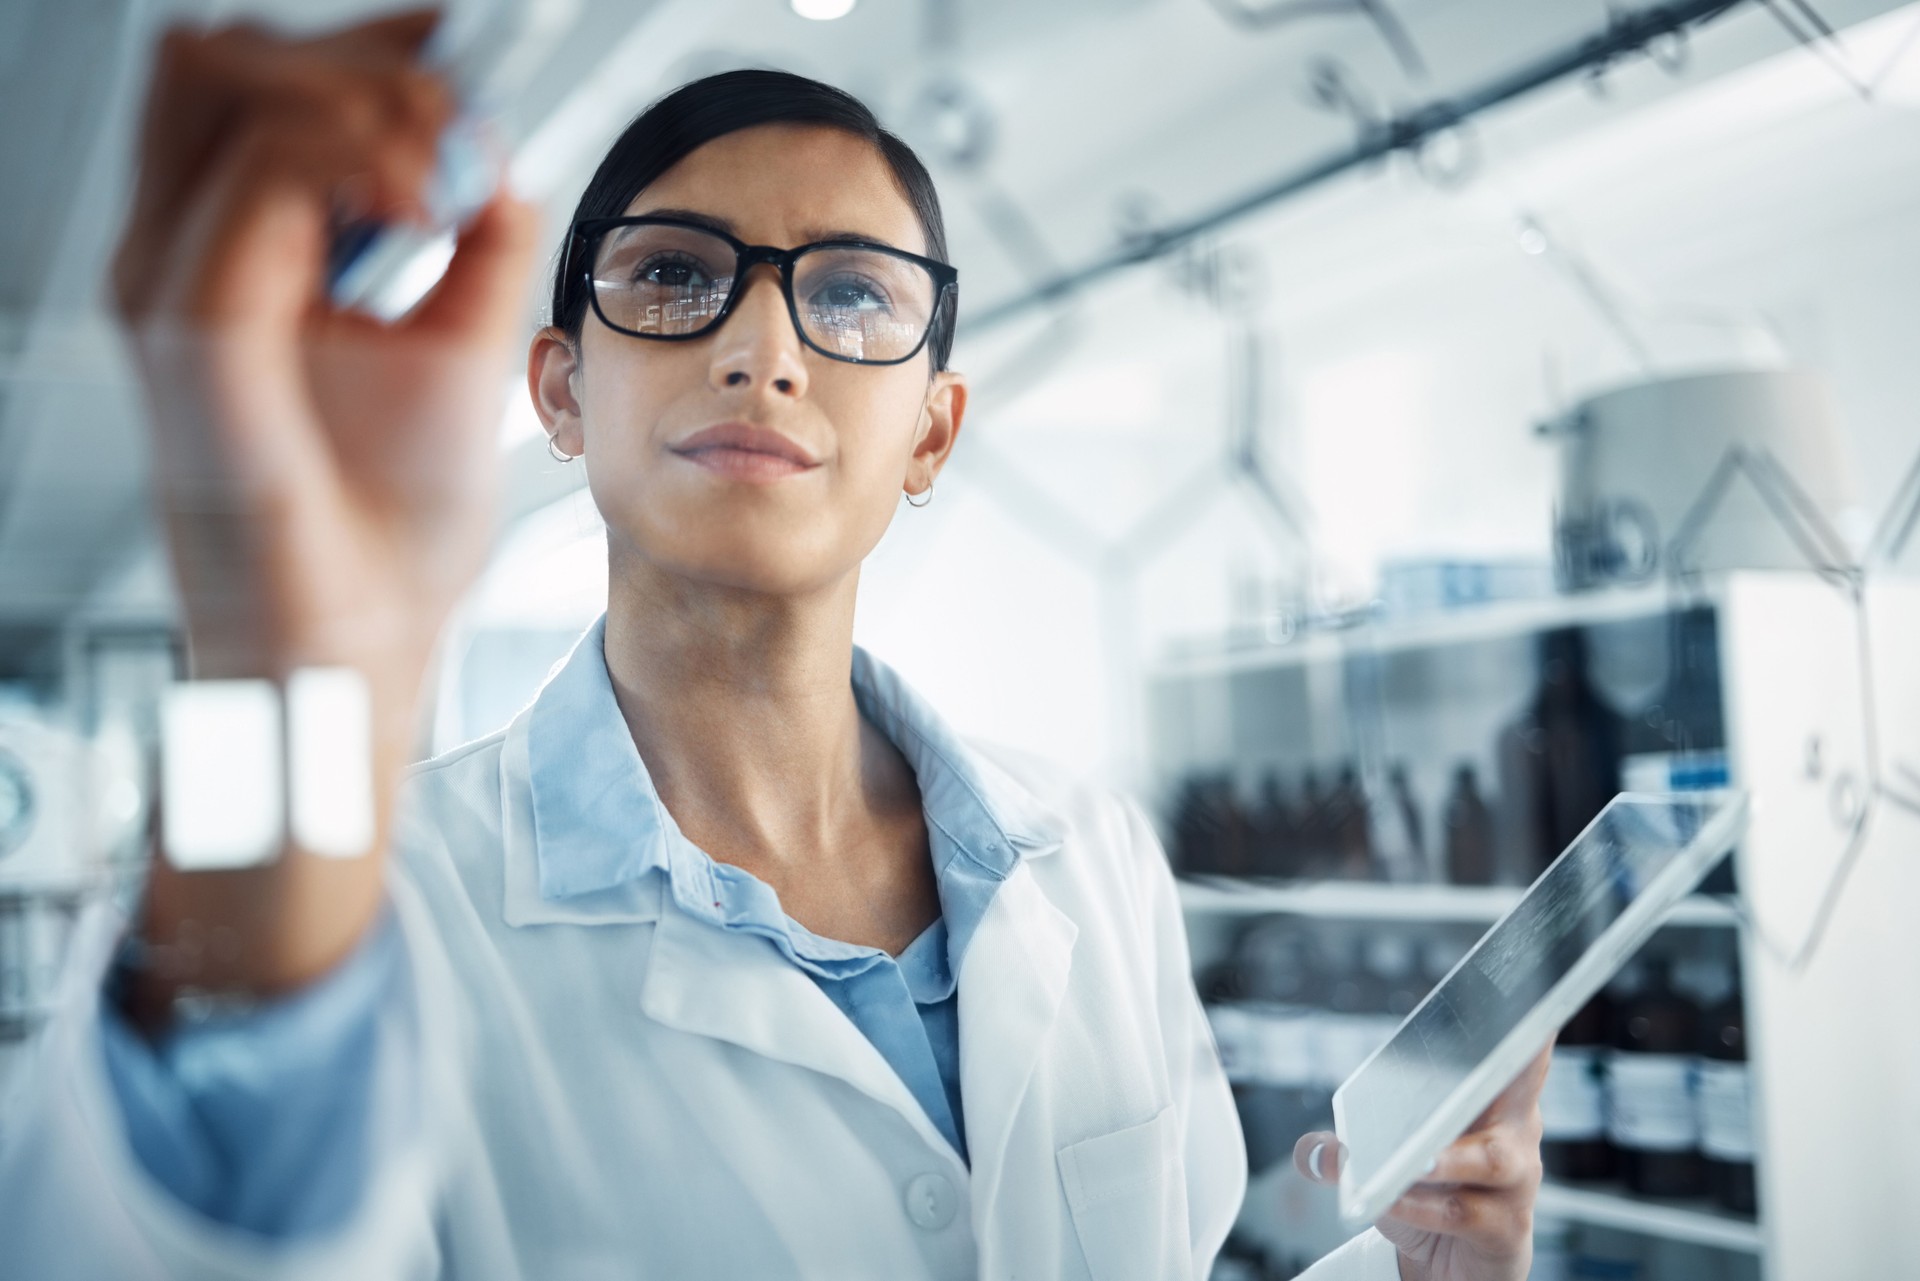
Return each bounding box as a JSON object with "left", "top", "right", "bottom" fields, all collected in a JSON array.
[
  {"left": 1294, "top": 1041, "right": 1552, "bottom": 1281},
  {"left": 112, "top": 10, "right": 538, "bottom": 1012}
]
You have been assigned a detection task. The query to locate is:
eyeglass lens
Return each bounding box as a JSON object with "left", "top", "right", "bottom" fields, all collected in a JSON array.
[{"left": 590, "top": 223, "right": 939, "bottom": 363}]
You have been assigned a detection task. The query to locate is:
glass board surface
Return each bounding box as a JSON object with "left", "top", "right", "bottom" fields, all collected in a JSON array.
[{"left": 1333, "top": 790, "right": 1748, "bottom": 1226}]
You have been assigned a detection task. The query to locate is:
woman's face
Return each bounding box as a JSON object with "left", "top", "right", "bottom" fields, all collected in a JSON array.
[{"left": 530, "top": 124, "right": 964, "bottom": 598}]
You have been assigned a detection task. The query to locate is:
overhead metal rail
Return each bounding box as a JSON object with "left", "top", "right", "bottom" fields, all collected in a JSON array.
[{"left": 963, "top": 0, "right": 1752, "bottom": 335}]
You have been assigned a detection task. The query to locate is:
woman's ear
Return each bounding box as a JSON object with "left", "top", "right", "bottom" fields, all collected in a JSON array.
[
  {"left": 529, "top": 326, "right": 585, "bottom": 458},
  {"left": 910, "top": 368, "right": 967, "bottom": 493}
]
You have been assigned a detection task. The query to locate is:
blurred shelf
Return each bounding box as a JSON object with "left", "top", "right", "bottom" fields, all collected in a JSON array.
[
  {"left": 1154, "top": 581, "right": 1719, "bottom": 680},
  {"left": 1175, "top": 876, "right": 1741, "bottom": 927},
  {"left": 1535, "top": 1181, "right": 1763, "bottom": 1254}
]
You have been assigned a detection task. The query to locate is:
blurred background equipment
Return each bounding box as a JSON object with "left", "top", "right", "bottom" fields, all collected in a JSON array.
[
  {"left": 1158, "top": 574, "right": 1920, "bottom": 1279},
  {"left": 1545, "top": 369, "right": 1857, "bottom": 590},
  {"left": 6, "top": 0, "right": 1920, "bottom": 1277}
]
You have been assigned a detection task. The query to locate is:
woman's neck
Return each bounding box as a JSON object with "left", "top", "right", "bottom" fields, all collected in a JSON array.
[{"left": 600, "top": 555, "right": 919, "bottom": 879}]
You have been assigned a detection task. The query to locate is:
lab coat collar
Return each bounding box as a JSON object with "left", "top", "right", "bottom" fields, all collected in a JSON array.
[
  {"left": 501, "top": 704, "right": 662, "bottom": 928},
  {"left": 637, "top": 889, "right": 969, "bottom": 1168},
  {"left": 524, "top": 617, "right": 674, "bottom": 902},
  {"left": 518, "top": 614, "right": 1070, "bottom": 914},
  {"left": 499, "top": 616, "right": 1081, "bottom": 1175},
  {"left": 632, "top": 844, "right": 1078, "bottom": 1182}
]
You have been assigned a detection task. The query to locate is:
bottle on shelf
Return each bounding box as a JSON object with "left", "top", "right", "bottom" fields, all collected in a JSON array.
[
  {"left": 1685, "top": 955, "right": 1758, "bottom": 1215},
  {"left": 1294, "top": 771, "right": 1332, "bottom": 879},
  {"left": 1363, "top": 762, "right": 1426, "bottom": 884},
  {"left": 1215, "top": 775, "right": 1254, "bottom": 877},
  {"left": 1390, "top": 763, "right": 1428, "bottom": 883},
  {"left": 1328, "top": 765, "right": 1375, "bottom": 881},
  {"left": 1541, "top": 989, "right": 1616, "bottom": 1183},
  {"left": 1606, "top": 957, "right": 1705, "bottom": 1199},
  {"left": 1442, "top": 763, "right": 1496, "bottom": 886},
  {"left": 1247, "top": 771, "right": 1295, "bottom": 880},
  {"left": 1172, "top": 772, "right": 1252, "bottom": 877},
  {"left": 1617, "top": 614, "right": 1738, "bottom": 895},
  {"left": 1645, "top": 607, "right": 1727, "bottom": 751},
  {"left": 1494, "top": 627, "right": 1624, "bottom": 885},
  {"left": 1171, "top": 775, "right": 1215, "bottom": 876}
]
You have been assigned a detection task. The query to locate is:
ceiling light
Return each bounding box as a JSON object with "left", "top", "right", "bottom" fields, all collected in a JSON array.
[{"left": 791, "top": 0, "right": 856, "bottom": 19}]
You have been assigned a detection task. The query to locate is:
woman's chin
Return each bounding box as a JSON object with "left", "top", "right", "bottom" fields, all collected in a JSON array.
[{"left": 615, "top": 530, "right": 851, "bottom": 599}]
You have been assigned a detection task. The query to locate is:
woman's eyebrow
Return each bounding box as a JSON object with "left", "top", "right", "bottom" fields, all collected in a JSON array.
[
  {"left": 637, "top": 206, "right": 901, "bottom": 251},
  {"left": 807, "top": 228, "right": 901, "bottom": 249}
]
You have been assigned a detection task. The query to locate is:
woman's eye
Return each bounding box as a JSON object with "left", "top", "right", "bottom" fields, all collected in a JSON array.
[
  {"left": 815, "top": 276, "right": 891, "bottom": 312},
  {"left": 636, "top": 255, "right": 712, "bottom": 289}
]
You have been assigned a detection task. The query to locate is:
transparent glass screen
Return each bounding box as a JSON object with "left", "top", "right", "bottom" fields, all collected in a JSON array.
[{"left": 1333, "top": 790, "right": 1747, "bottom": 1225}]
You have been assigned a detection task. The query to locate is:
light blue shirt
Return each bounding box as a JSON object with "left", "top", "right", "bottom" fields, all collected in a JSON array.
[{"left": 99, "top": 615, "right": 1067, "bottom": 1237}]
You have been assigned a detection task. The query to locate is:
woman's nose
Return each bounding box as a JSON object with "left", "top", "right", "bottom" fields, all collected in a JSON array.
[{"left": 709, "top": 265, "right": 809, "bottom": 398}]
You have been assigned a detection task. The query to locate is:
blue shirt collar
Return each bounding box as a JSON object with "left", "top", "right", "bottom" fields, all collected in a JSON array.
[{"left": 525, "top": 615, "right": 1068, "bottom": 908}]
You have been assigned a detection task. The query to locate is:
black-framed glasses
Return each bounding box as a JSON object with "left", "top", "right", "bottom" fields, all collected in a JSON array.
[{"left": 573, "top": 216, "right": 958, "bottom": 366}]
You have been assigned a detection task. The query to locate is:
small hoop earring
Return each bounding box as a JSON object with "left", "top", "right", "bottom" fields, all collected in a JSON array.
[
  {"left": 905, "top": 483, "right": 934, "bottom": 508},
  {"left": 547, "top": 436, "right": 578, "bottom": 463}
]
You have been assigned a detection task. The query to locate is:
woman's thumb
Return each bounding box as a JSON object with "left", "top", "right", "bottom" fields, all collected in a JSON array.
[{"left": 407, "top": 189, "right": 540, "bottom": 346}]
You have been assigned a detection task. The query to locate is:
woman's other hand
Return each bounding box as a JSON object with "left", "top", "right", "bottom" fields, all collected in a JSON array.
[
  {"left": 1294, "top": 1040, "right": 1551, "bottom": 1281},
  {"left": 111, "top": 10, "right": 538, "bottom": 1011}
]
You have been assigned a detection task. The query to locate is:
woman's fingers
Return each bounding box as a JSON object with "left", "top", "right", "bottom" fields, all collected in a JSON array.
[
  {"left": 1475, "top": 1039, "right": 1555, "bottom": 1128},
  {"left": 404, "top": 189, "right": 541, "bottom": 346},
  {"left": 1294, "top": 1130, "right": 1345, "bottom": 1185},
  {"left": 1384, "top": 1181, "right": 1532, "bottom": 1240},
  {"left": 1295, "top": 1120, "right": 1542, "bottom": 1194},
  {"left": 115, "top": 14, "right": 454, "bottom": 320},
  {"left": 150, "top": 108, "right": 422, "bottom": 328},
  {"left": 132, "top": 103, "right": 463, "bottom": 513},
  {"left": 1423, "top": 1119, "right": 1543, "bottom": 1189},
  {"left": 1291, "top": 1045, "right": 1552, "bottom": 1275}
]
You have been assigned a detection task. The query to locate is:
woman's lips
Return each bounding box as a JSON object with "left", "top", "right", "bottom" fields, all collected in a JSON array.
[{"left": 673, "top": 445, "right": 818, "bottom": 483}]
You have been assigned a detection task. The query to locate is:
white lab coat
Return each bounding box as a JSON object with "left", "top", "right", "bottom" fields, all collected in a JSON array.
[{"left": 0, "top": 704, "right": 1401, "bottom": 1281}]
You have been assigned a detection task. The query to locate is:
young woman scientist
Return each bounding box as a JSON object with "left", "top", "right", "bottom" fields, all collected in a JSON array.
[{"left": 0, "top": 13, "right": 1549, "bottom": 1281}]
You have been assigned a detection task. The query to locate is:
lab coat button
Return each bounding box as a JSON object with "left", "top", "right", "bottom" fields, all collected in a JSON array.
[{"left": 904, "top": 1171, "right": 957, "bottom": 1229}]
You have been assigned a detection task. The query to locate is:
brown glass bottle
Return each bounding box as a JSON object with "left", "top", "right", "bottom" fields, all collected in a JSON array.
[
  {"left": 1329, "top": 765, "right": 1375, "bottom": 881},
  {"left": 1698, "top": 973, "right": 1758, "bottom": 1214},
  {"left": 1295, "top": 771, "right": 1331, "bottom": 879},
  {"left": 1247, "top": 771, "right": 1294, "bottom": 879},
  {"left": 1608, "top": 959, "right": 1705, "bottom": 1198},
  {"left": 1541, "top": 990, "right": 1616, "bottom": 1183},
  {"left": 1443, "top": 764, "right": 1496, "bottom": 886},
  {"left": 1172, "top": 775, "right": 1216, "bottom": 875},
  {"left": 1494, "top": 628, "right": 1624, "bottom": 884}
]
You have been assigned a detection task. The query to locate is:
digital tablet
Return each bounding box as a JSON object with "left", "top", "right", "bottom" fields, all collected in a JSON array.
[{"left": 1331, "top": 790, "right": 1748, "bottom": 1226}]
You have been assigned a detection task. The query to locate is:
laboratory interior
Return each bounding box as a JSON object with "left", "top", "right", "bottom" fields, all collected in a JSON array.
[{"left": 1, "top": 1, "right": 1919, "bottom": 1279}]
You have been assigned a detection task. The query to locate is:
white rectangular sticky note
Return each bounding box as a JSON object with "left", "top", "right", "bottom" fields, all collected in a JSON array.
[
  {"left": 160, "top": 680, "right": 283, "bottom": 870},
  {"left": 287, "top": 666, "right": 375, "bottom": 859}
]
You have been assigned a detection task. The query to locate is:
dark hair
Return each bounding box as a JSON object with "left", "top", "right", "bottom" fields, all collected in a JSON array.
[{"left": 550, "top": 69, "right": 956, "bottom": 372}]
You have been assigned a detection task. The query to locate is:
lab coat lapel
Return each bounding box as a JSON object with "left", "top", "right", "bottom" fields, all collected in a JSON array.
[
  {"left": 957, "top": 859, "right": 1078, "bottom": 1212},
  {"left": 499, "top": 712, "right": 662, "bottom": 927},
  {"left": 637, "top": 901, "right": 965, "bottom": 1165}
]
